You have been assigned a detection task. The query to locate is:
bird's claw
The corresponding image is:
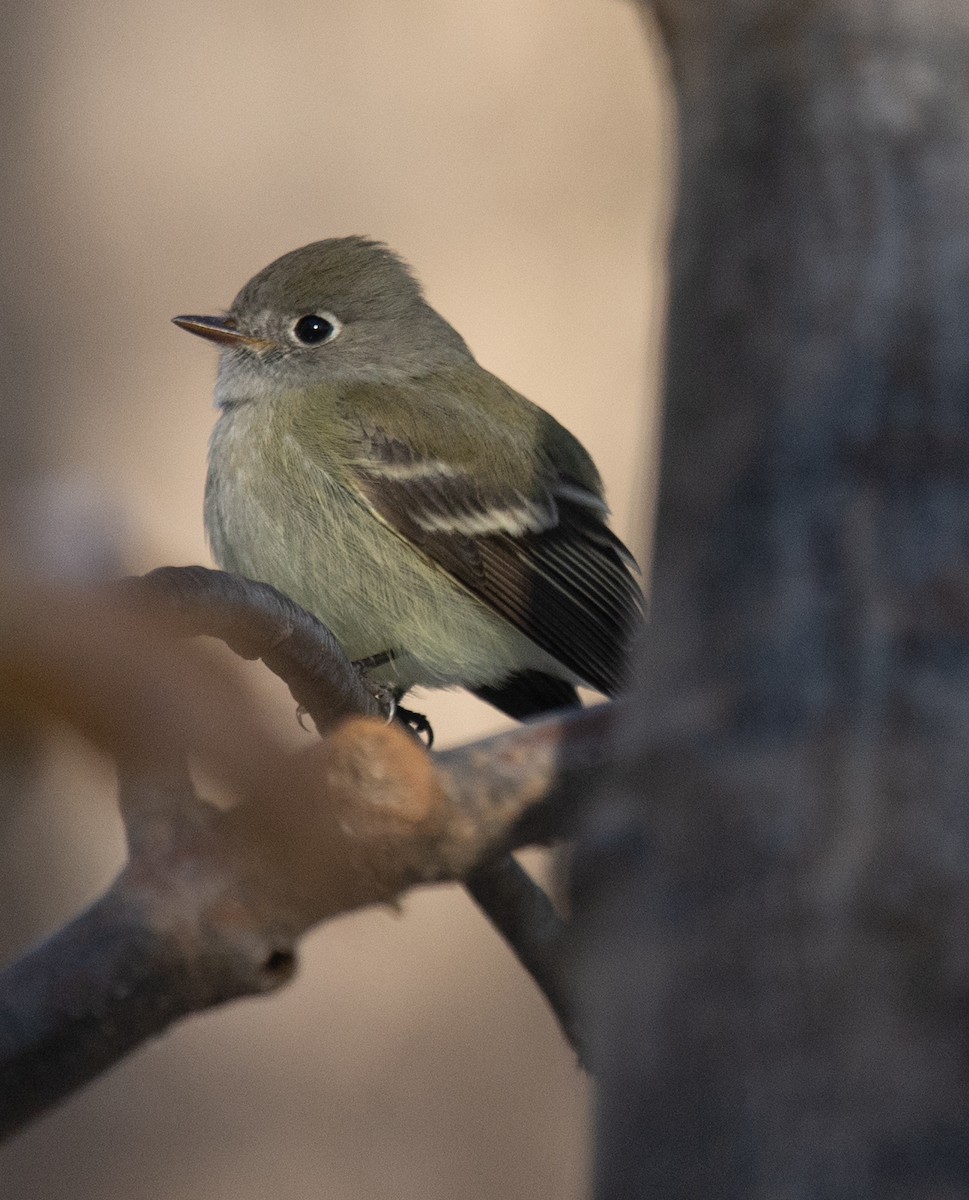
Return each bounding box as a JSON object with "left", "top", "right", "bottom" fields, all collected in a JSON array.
[
  {"left": 395, "top": 705, "right": 434, "bottom": 748},
  {"left": 352, "top": 663, "right": 434, "bottom": 747},
  {"left": 366, "top": 682, "right": 398, "bottom": 724}
]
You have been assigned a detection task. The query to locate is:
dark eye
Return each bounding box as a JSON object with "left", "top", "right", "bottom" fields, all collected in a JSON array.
[{"left": 292, "top": 313, "right": 340, "bottom": 345}]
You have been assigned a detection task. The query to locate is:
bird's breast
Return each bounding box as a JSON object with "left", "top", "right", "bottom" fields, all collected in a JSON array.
[
  {"left": 204, "top": 402, "right": 571, "bottom": 692},
  {"left": 205, "top": 404, "right": 374, "bottom": 649}
]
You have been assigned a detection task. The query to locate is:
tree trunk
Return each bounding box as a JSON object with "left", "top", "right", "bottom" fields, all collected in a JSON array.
[{"left": 575, "top": 2, "right": 969, "bottom": 1196}]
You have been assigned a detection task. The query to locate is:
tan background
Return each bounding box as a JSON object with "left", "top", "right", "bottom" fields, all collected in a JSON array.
[{"left": 0, "top": 2, "right": 669, "bottom": 1197}]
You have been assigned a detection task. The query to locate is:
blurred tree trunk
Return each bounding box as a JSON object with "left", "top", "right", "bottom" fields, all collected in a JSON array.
[
  {"left": 573, "top": 1, "right": 969, "bottom": 1196},
  {"left": 0, "top": 3, "right": 53, "bottom": 503},
  {"left": 0, "top": 2, "right": 54, "bottom": 954}
]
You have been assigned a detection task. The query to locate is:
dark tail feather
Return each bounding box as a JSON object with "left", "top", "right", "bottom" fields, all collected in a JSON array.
[{"left": 473, "top": 670, "right": 581, "bottom": 720}]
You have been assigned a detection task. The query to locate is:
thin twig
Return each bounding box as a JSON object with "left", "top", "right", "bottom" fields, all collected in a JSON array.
[{"left": 466, "top": 855, "right": 586, "bottom": 1065}]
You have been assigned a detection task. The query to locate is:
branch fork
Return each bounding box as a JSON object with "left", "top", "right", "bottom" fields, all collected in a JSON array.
[{"left": 0, "top": 567, "right": 613, "bottom": 1139}]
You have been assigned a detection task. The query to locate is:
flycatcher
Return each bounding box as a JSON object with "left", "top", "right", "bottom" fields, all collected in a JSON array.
[{"left": 174, "top": 237, "right": 642, "bottom": 722}]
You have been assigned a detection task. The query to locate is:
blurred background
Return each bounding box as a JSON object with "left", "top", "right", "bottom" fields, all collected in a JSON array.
[{"left": 0, "top": 2, "right": 669, "bottom": 1197}]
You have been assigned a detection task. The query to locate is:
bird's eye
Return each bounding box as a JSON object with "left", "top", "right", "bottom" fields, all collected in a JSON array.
[{"left": 291, "top": 313, "right": 340, "bottom": 345}]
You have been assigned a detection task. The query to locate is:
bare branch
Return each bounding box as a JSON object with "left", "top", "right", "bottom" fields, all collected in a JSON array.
[
  {"left": 465, "top": 857, "right": 586, "bottom": 1065},
  {"left": 119, "top": 566, "right": 593, "bottom": 1050},
  {"left": 0, "top": 582, "right": 287, "bottom": 785},
  {"left": 0, "top": 576, "right": 617, "bottom": 1137},
  {"left": 119, "top": 566, "right": 380, "bottom": 731}
]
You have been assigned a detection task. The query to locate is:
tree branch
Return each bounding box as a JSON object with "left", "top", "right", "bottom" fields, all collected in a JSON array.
[
  {"left": 120, "top": 566, "right": 588, "bottom": 1050},
  {"left": 465, "top": 856, "right": 585, "bottom": 1064},
  {"left": 119, "top": 566, "right": 380, "bottom": 731},
  {"left": 0, "top": 576, "right": 616, "bottom": 1139}
]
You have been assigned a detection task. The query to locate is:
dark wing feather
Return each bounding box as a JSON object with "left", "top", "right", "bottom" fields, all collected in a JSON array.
[{"left": 349, "top": 428, "right": 643, "bottom": 697}]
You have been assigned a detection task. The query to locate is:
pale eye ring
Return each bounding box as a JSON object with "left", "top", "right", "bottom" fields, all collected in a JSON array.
[{"left": 291, "top": 312, "right": 341, "bottom": 346}]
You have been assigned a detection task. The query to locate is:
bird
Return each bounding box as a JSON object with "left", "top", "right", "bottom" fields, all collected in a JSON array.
[{"left": 173, "top": 237, "right": 642, "bottom": 730}]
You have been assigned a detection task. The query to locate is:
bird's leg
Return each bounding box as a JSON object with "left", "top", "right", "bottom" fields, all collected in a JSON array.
[{"left": 353, "top": 649, "right": 396, "bottom": 673}]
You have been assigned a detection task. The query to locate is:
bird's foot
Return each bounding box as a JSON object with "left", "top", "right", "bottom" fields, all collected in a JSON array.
[
  {"left": 350, "top": 652, "right": 433, "bottom": 747},
  {"left": 365, "top": 681, "right": 399, "bottom": 723},
  {"left": 395, "top": 705, "right": 434, "bottom": 748},
  {"left": 364, "top": 685, "right": 434, "bottom": 747}
]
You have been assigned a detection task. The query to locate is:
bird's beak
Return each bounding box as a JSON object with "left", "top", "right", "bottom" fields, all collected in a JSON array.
[{"left": 172, "top": 314, "right": 272, "bottom": 351}]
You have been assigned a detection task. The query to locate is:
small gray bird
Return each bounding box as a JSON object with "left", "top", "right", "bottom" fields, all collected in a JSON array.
[{"left": 174, "top": 237, "right": 642, "bottom": 723}]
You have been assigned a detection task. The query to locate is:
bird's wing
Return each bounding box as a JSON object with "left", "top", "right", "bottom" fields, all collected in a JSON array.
[{"left": 342, "top": 407, "right": 643, "bottom": 697}]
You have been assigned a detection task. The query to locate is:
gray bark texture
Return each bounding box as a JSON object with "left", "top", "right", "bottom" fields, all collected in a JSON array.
[{"left": 572, "top": 2, "right": 969, "bottom": 1197}]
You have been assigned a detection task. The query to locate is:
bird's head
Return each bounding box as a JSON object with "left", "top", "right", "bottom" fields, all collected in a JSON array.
[{"left": 174, "top": 237, "right": 471, "bottom": 404}]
